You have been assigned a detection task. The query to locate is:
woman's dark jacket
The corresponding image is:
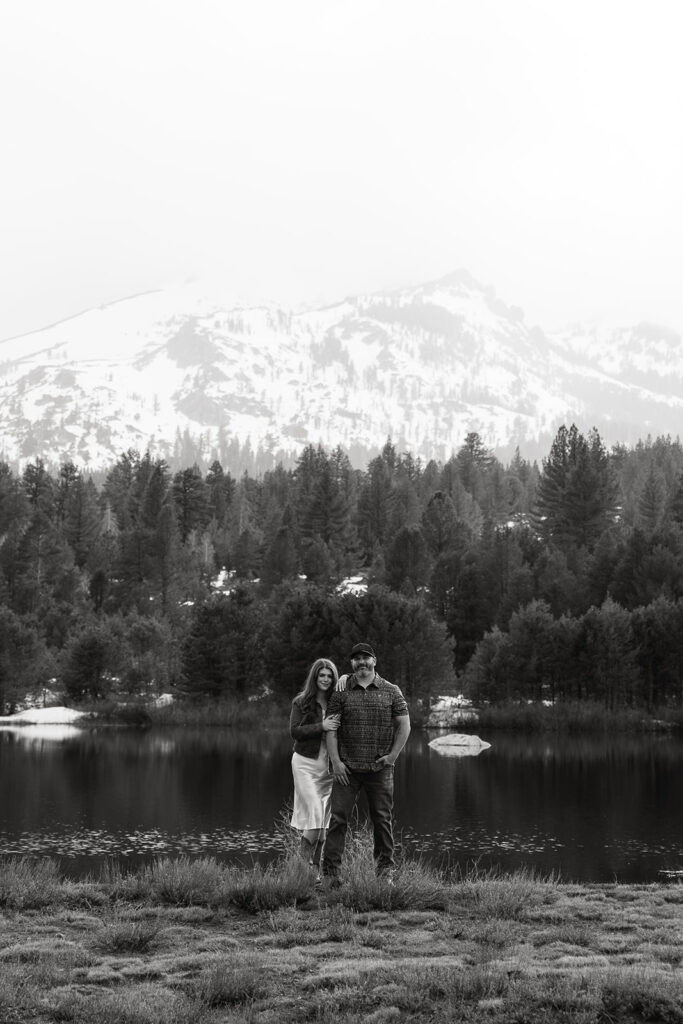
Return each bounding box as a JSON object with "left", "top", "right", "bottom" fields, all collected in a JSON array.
[{"left": 290, "top": 696, "right": 325, "bottom": 758}]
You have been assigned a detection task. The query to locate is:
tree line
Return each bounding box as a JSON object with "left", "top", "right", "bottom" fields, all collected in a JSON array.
[{"left": 2, "top": 426, "right": 683, "bottom": 714}]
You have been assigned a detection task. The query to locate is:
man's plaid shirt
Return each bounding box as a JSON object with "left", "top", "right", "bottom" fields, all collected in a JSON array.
[{"left": 325, "top": 674, "right": 409, "bottom": 771}]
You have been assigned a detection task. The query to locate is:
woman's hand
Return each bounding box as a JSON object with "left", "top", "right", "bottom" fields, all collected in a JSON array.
[
  {"left": 335, "top": 674, "right": 348, "bottom": 692},
  {"left": 331, "top": 759, "right": 350, "bottom": 785},
  {"left": 322, "top": 714, "right": 340, "bottom": 732}
]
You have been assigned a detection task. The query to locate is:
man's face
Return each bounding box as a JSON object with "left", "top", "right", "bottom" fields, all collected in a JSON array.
[{"left": 351, "top": 653, "right": 376, "bottom": 675}]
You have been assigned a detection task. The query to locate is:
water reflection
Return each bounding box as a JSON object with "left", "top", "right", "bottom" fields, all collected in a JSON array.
[
  {"left": 0, "top": 726, "right": 681, "bottom": 882},
  {"left": 406, "top": 730, "right": 683, "bottom": 882},
  {"left": 0, "top": 724, "right": 85, "bottom": 744}
]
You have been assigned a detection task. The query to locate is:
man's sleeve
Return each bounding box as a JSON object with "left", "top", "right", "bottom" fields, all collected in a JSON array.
[
  {"left": 326, "top": 691, "right": 342, "bottom": 717},
  {"left": 392, "top": 685, "right": 409, "bottom": 717}
]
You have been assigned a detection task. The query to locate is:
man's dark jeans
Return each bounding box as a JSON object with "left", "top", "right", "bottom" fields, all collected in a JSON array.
[{"left": 322, "top": 766, "right": 395, "bottom": 876}]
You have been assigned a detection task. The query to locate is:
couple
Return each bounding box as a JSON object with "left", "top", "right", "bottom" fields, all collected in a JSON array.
[{"left": 289, "top": 642, "right": 411, "bottom": 882}]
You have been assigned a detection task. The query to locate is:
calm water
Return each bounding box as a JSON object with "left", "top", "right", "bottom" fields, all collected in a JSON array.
[{"left": 1, "top": 724, "right": 681, "bottom": 882}]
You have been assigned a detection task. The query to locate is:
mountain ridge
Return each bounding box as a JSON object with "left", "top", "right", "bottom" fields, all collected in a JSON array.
[{"left": 1, "top": 272, "right": 681, "bottom": 472}]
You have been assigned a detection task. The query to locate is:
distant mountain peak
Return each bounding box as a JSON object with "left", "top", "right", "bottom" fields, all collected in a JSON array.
[{"left": 1, "top": 272, "right": 681, "bottom": 472}]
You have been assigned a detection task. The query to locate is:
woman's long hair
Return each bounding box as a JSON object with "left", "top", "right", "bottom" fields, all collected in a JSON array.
[{"left": 294, "top": 658, "right": 339, "bottom": 703}]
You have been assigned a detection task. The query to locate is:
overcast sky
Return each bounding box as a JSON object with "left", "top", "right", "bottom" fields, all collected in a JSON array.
[{"left": 1, "top": 0, "right": 681, "bottom": 340}]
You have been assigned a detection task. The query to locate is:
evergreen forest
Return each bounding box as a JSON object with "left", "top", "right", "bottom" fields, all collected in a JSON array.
[{"left": 2, "top": 425, "right": 683, "bottom": 715}]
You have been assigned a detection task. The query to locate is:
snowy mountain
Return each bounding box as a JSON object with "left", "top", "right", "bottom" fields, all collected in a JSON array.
[{"left": 1, "top": 270, "right": 681, "bottom": 471}]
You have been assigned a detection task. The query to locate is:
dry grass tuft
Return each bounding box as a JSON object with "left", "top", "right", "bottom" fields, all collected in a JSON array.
[
  {"left": 195, "top": 953, "right": 265, "bottom": 1007},
  {"left": 455, "top": 863, "right": 561, "bottom": 921},
  {"left": 93, "top": 917, "right": 162, "bottom": 954},
  {"left": 52, "top": 982, "right": 207, "bottom": 1024},
  {"left": 0, "top": 856, "right": 63, "bottom": 909}
]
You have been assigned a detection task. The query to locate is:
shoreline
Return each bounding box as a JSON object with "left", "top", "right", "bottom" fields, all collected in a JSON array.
[{"left": 4, "top": 697, "right": 681, "bottom": 733}]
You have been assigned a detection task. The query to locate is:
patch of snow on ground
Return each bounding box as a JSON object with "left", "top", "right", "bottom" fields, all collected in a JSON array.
[
  {"left": 337, "top": 576, "right": 368, "bottom": 596},
  {"left": 211, "top": 568, "right": 236, "bottom": 593},
  {"left": 430, "top": 694, "right": 473, "bottom": 710}
]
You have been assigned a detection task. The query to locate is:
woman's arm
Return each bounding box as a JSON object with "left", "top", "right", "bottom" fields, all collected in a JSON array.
[
  {"left": 326, "top": 729, "right": 350, "bottom": 785},
  {"left": 289, "top": 701, "right": 324, "bottom": 741}
]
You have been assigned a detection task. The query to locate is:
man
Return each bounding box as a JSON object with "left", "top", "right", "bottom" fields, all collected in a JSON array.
[{"left": 322, "top": 641, "right": 411, "bottom": 882}]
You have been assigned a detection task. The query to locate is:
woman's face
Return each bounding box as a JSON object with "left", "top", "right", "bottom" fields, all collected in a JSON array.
[{"left": 316, "top": 667, "right": 334, "bottom": 691}]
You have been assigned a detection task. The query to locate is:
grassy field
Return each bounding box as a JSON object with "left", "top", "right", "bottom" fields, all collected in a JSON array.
[{"left": 1, "top": 833, "right": 681, "bottom": 1024}]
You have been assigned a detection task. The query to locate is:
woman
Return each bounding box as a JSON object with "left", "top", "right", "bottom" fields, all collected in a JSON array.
[{"left": 289, "top": 658, "right": 341, "bottom": 870}]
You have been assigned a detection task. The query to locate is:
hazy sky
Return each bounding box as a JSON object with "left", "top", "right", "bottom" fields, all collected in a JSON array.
[{"left": 1, "top": 0, "right": 681, "bottom": 340}]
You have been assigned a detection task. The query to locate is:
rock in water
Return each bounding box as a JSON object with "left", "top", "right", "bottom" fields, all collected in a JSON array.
[{"left": 428, "top": 733, "right": 491, "bottom": 757}]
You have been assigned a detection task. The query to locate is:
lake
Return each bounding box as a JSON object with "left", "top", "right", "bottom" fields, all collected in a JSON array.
[{"left": 1, "top": 724, "right": 681, "bottom": 882}]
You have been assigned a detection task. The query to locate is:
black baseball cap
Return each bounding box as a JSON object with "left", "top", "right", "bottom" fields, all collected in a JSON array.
[{"left": 350, "top": 643, "right": 375, "bottom": 658}]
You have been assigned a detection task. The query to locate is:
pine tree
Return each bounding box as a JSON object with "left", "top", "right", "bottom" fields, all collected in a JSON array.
[
  {"left": 303, "top": 460, "right": 346, "bottom": 543},
  {"left": 669, "top": 471, "right": 683, "bottom": 528},
  {"left": 115, "top": 456, "right": 175, "bottom": 609},
  {"left": 461, "top": 627, "right": 511, "bottom": 703},
  {"left": 62, "top": 624, "right": 123, "bottom": 701},
  {"left": 234, "top": 527, "right": 262, "bottom": 578},
  {"left": 567, "top": 428, "right": 620, "bottom": 547},
  {"left": 64, "top": 476, "right": 102, "bottom": 569},
  {"left": 388, "top": 475, "right": 421, "bottom": 536},
  {"left": 22, "top": 459, "right": 56, "bottom": 520},
  {"left": 182, "top": 589, "right": 263, "bottom": 698},
  {"left": 205, "top": 460, "right": 235, "bottom": 525},
  {"left": 422, "top": 491, "right": 459, "bottom": 557},
  {"left": 504, "top": 599, "right": 558, "bottom": 701},
  {"left": 0, "top": 463, "right": 30, "bottom": 603},
  {"left": 637, "top": 464, "right": 667, "bottom": 535},
  {"left": 357, "top": 456, "right": 395, "bottom": 555},
  {"left": 172, "top": 465, "right": 210, "bottom": 542},
  {"left": 301, "top": 535, "right": 333, "bottom": 584},
  {"left": 261, "top": 522, "right": 299, "bottom": 589},
  {"left": 533, "top": 425, "right": 619, "bottom": 550},
  {"left": 55, "top": 461, "right": 80, "bottom": 522},
  {"left": 454, "top": 432, "right": 493, "bottom": 503},
  {"left": 227, "top": 474, "right": 262, "bottom": 548},
  {"left": 440, "top": 546, "right": 499, "bottom": 672},
  {"left": 450, "top": 480, "right": 484, "bottom": 537},
  {"left": 502, "top": 447, "right": 539, "bottom": 519},
  {"left": 293, "top": 444, "right": 328, "bottom": 518},
  {"left": 632, "top": 597, "right": 683, "bottom": 708},
  {"left": 576, "top": 598, "right": 640, "bottom": 709},
  {"left": 385, "top": 525, "right": 431, "bottom": 591},
  {"left": 262, "top": 585, "right": 341, "bottom": 697},
  {"left": 0, "top": 606, "right": 50, "bottom": 713},
  {"left": 336, "top": 587, "right": 454, "bottom": 702},
  {"left": 102, "top": 449, "right": 141, "bottom": 529},
  {"left": 154, "top": 495, "right": 182, "bottom": 614}
]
